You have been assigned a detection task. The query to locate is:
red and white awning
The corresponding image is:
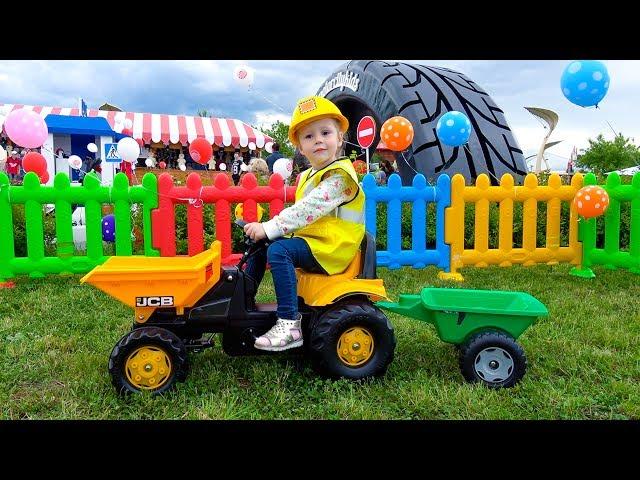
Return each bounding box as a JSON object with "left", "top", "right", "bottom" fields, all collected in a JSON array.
[{"left": 0, "top": 103, "right": 273, "bottom": 148}]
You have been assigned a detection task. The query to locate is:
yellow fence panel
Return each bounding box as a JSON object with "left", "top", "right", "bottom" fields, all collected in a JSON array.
[{"left": 440, "top": 173, "right": 584, "bottom": 281}]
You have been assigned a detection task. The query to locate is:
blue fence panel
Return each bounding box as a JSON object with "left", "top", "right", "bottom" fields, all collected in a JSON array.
[{"left": 362, "top": 173, "right": 451, "bottom": 270}]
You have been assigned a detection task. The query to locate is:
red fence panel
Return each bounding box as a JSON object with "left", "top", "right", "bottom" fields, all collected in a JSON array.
[{"left": 151, "top": 172, "right": 296, "bottom": 264}]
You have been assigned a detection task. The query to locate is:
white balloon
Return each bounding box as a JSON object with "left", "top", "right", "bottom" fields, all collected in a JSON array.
[
  {"left": 123, "top": 119, "right": 133, "bottom": 129},
  {"left": 68, "top": 155, "right": 83, "bottom": 170},
  {"left": 145, "top": 158, "right": 154, "bottom": 167},
  {"left": 248, "top": 142, "right": 256, "bottom": 151},
  {"left": 116, "top": 137, "right": 140, "bottom": 163},
  {"left": 240, "top": 163, "right": 248, "bottom": 172},
  {"left": 264, "top": 142, "right": 273, "bottom": 154},
  {"left": 0, "top": 105, "right": 10, "bottom": 116},
  {"left": 0, "top": 146, "right": 6, "bottom": 162},
  {"left": 233, "top": 64, "right": 255, "bottom": 88},
  {"left": 179, "top": 164, "right": 186, "bottom": 172},
  {"left": 219, "top": 163, "right": 227, "bottom": 171},
  {"left": 273, "top": 158, "right": 293, "bottom": 180},
  {"left": 87, "top": 142, "right": 98, "bottom": 153}
]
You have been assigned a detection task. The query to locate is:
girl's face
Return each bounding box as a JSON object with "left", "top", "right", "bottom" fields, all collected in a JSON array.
[{"left": 297, "top": 118, "right": 343, "bottom": 170}]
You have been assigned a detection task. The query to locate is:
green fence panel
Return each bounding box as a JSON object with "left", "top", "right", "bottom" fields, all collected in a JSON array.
[
  {"left": 0, "top": 171, "right": 160, "bottom": 280},
  {"left": 0, "top": 173, "right": 15, "bottom": 281},
  {"left": 53, "top": 173, "right": 74, "bottom": 274},
  {"left": 577, "top": 172, "right": 640, "bottom": 276}
]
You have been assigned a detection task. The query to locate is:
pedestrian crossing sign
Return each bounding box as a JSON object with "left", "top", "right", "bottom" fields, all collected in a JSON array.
[{"left": 105, "top": 143, "right": 121, "bottom": 162}]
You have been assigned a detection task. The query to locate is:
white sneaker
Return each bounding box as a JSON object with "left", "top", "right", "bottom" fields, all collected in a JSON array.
[{"left": 254, "top": 317, "right": 303, "bottom": 351}]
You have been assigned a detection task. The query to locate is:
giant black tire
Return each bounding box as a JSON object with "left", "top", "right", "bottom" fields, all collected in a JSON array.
[
  {"left": 309, "top": 300, "right": 395, "bottom": 380},
  {"left": 458, "top": 330, "right": 527, "bottom": 388},
  {"left": 108, "top": 326, "right": 189, "bottom": 396},
  {"left": 320, "top": 60, "right": 528, "bottom": 185}
]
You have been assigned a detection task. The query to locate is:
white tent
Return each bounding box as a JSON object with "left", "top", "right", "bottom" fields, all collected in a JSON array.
[{"left": 607, "top": 166, "right": 640, "bottom": 175}]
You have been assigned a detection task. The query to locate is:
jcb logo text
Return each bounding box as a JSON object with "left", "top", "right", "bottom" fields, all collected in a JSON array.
[{"left": 136, "top": 296, "right": 174, "bottom": 307}]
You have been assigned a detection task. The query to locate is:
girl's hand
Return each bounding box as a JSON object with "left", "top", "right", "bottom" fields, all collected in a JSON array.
[{"left": 244, "top": 222, "right": 267, "bottom": 241}]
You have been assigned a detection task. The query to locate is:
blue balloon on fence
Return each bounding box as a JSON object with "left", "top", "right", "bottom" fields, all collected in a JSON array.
[
  {"left": 436, "top": 111, "right": 472, "bottom": 147},
  {"left": 560, "top": 60, "right": 610, "bottom": 108},
  {"left": 102, "top": 214, "right": 115, "bottom": 242}
]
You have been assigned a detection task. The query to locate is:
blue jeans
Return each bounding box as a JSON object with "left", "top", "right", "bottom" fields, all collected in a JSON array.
[{"left": 244, "top": 237, "right": 326, "bottom": 320}]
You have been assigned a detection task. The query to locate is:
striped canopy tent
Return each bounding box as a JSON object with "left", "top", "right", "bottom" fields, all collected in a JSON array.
[{"left": 0, "top": 103, "right": 274, "bottom": 149}]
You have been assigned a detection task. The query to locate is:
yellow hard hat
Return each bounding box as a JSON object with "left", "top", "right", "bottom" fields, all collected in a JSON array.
[{"left": 288, "top": 96, "right": 349, "bottom": 146}]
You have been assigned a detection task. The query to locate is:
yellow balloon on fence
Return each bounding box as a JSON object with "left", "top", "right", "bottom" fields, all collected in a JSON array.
[{"left": 235, "top": 203, "right": 265, "bottom": 221}]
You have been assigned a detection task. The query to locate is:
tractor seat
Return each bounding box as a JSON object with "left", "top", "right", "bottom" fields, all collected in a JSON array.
[
  {"left": 296, "top": 232, "right": 377, "bottom": 282},
  {"left": 295, "top": 232, "right": 385, "bottom": 307}
]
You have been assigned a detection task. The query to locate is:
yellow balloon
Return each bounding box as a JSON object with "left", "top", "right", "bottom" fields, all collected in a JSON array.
[{"left": 235, "top": 203, "right": 265, "bottom": 221}]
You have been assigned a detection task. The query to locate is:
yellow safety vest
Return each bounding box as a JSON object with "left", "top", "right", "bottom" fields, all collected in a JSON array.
[{"left": 293, "top": 157, "right": 365, "bottom": 275}]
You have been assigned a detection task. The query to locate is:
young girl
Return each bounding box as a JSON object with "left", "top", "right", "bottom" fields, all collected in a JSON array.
[{"left": 243, "top": 96, "right": 365, "bottom": 351}]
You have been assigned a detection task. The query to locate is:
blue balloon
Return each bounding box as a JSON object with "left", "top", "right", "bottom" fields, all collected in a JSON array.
[
  {"left": 560, "top": 60, "right": 610, "bottom": 108},
  {"left": 436, "top": 111, "right": 472, "bottom": 147},
  {"left": 102, "top": 214, "right": 116, "bottom": 242}
]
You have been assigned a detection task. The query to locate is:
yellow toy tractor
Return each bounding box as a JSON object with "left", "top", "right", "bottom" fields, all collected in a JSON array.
[{"left": 81, "top": 223, "right": 396, "bottom": 395}]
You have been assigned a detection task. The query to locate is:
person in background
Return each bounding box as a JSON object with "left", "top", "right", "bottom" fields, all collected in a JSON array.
[
  {"left": 207, "top": 152, "right": 217, "bottom": 171},
  {"left": 6, "top": 151, "right": 21, "bottom": 184},
  {"left": 177, "top": 152, "right": 186, "bottom": 171},
  {"left": 292, "top": 150, "right": 311, "bottom": 176},
  {"left": 566, "top": 159, "right": 574, "bottom": 175},
  {"left": 248, "top": 157, "right": 269, "bottom": 178},
  {"left": 380, "top": 158, "right": 396, "bottom": 178},
  {"left": 231, "top": 149, "right": 243, "bottom": 185},
  {"left": 266, "top": 142, "right": 284, "bottom": 173}
]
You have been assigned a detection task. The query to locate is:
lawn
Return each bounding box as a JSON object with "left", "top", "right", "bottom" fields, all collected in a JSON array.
[{"left": 1, "top": 263, "right": 638, "bottom": 420}]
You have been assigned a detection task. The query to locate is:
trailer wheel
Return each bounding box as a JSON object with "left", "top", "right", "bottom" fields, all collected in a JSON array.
[
  {"left": 109, "top": 327, "right": 188, "bottom": 395},
  {"left": 309, "top": 301, "right": 395, "bottom": 380},
  {"left": 459, "top": 331, "right": 527, "bottom": 388}
]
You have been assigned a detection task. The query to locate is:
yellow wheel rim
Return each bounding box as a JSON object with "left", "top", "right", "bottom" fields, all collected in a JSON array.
[
  {"left": 337, "top": 327, "right": 374, "bottom": 367},
  {"left": 125, "top": 346, "right": 172, "bottom": 391}
]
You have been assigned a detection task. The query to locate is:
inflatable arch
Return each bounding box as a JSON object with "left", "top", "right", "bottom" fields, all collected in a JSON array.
[{"left": 317, "top": 60, "right": 528, "bottom": 185}]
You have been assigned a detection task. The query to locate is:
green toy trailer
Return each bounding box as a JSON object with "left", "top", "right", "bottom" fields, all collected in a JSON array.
[{"left": 377, "top": 288, "right": 548, "bottom": 388}]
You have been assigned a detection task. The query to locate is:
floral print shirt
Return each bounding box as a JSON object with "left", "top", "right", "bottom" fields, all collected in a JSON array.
[{"left": 262, "top": 169, "right": 357, "bottom": 240}]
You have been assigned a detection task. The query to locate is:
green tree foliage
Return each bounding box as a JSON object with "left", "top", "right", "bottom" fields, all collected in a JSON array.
[
  {"left": 576, "top": 133, "right": 640, "bottom": 175},
  {"left": 259, "top": 121, "right": 295, "bottom": 158},
  {"left": 196, "top": 109, "right": 211, "bottom": 117}
]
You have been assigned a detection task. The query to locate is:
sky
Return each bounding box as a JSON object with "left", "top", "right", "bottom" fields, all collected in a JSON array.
[{"left": 1, "top": 59, "right": 637, "bottom": 171}]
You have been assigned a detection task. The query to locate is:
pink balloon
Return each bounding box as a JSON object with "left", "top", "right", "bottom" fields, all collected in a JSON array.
[{"left": 4, "top": 109, "right": 49, "bottom": 148}]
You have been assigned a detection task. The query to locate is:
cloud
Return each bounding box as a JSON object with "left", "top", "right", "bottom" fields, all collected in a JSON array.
[{"left": 1, "top": 59, "right": 637, "bottom": 175}]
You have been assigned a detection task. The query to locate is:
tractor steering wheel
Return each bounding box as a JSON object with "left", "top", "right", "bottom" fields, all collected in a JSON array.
[{"left": 234, "top": 219, "right": 271, "bottom": 248}]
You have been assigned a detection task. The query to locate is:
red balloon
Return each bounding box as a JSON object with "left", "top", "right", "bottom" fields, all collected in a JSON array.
[
  {"left": 189, "top": 138, "right": 213, "bottom": 165},
  {"left": 23, "top": 152, "right": 48, "bottom": 176},
  {"left": 39, "top": 170, "right": 50, "bottom": 184},
  {"left": 352, "top": 159, "right": 367, "bottom": 174},
  {"left": 135, "top": 138, "right": 144, "bottom": 147},
  {"left": 121, "top": 128, "right": 133, "bottom": 137},
  {"left": 158, "top": 161, "right": 167, "bottom": 169}
]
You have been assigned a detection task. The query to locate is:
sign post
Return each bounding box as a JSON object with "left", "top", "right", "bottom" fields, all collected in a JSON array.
[{"left": 357, "top": 116, "right": 376, "bottom": 174}]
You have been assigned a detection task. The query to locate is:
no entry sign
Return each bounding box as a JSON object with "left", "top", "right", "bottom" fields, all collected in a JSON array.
[{"left": 357, "top": 116, "right": 376, "bottom": 149}]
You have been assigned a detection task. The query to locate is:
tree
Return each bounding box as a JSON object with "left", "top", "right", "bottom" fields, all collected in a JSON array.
[
  {"left": 196, "top": 109, "right": 211, "bottom": 117},
  {"left": 259, "top": 120, "right": 294, "bottom": 158},
  {"left": 576, "top": 133, "right": 640, "bottom": 175}
]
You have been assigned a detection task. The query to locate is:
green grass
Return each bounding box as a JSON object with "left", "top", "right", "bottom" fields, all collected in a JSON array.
[{"left": 1, "top": 263, "right": 638, "bottom": 419}]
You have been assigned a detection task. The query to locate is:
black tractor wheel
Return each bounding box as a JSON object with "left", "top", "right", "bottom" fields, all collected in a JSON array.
[
  {"left": 309, "top": 300, "right": 395, "bottom": 380},
  {"left": 108, "top": 326, "right": 188, "bottom": 396},
  {"left": 322, "top": 60, "right": 528, "bottom": 185},
  {"left": 458, "top": 330, "right": 527, "bottom": 388}
]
